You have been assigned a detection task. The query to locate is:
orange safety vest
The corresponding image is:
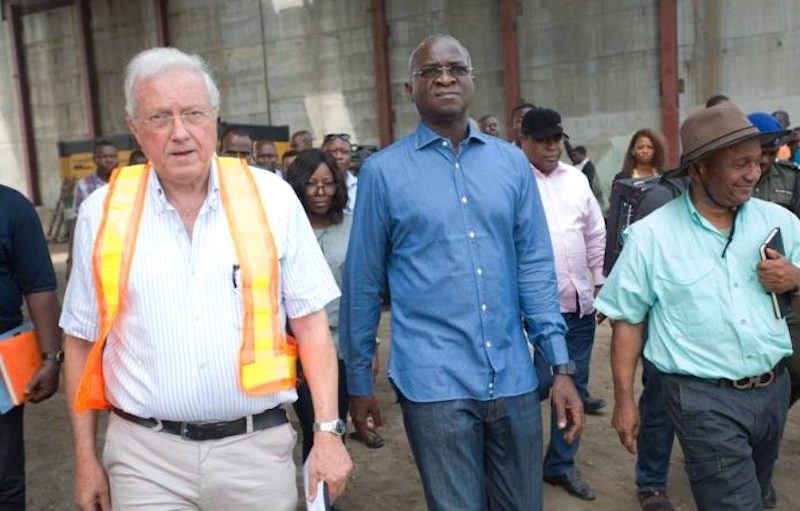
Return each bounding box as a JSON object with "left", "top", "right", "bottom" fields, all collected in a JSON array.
[{"left": 74, "top": 157, "right": 296, "bottom": 411}]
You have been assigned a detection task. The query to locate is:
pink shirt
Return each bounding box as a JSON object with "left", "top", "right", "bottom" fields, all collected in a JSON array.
[{"left": 533, "top": 161, "right": 606, "bottom": 316}]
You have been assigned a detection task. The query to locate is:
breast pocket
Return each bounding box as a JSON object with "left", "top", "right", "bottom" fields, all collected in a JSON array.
[{"left": 655, "top": 263, "right": 723, "bottom": 335}]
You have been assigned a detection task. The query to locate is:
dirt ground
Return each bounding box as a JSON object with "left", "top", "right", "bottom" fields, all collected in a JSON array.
[{"left": 21, "top": 244, "right": 800, "bottom": 510}]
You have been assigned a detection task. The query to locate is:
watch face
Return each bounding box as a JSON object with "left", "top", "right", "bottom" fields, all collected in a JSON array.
[
  {"left": 315, "top": 419, "right": 346, "bottom": 436},
  {"left": 43, "top": 351, "right": 64, "bottom": 363}
]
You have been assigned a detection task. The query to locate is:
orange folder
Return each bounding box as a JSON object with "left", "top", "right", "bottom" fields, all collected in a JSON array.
[{"left": 0, "top": 323, "right": 42, "bottom": 406}]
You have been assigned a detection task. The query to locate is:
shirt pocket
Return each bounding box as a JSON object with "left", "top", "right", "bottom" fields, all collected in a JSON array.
[{"left": 655, "top": 262, "right": 723, "bottom": 336}]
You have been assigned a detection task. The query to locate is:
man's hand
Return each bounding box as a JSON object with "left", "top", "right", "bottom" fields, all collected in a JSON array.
[
  {"left": 25, "top": 362, "right": 60, "bottom": 402},
  {"left": 306, "top": 433, "right": 353, "bottom": 502},
  {"left": 349, "top": 394, "right": 383, "bottom": 439},
  {"left": 551, "top": 374, "right": 584, "bottom": 444},
  {"left": 758, "top": 248, "right": 800, "bottom": 294},
  {"left": 74, "top": 456, "right": 110, "bottom": 511},
  {"left": 612, "top": 395, "right": 639, "bottom": 454}
]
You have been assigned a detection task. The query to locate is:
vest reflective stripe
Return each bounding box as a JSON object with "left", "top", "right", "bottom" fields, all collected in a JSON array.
[
  {"left": 73, "top": 158, "right": 295, "bottom": 412},
  {"left": 75, "top": 164, "right": 148, "bottom": 411},
  {"left": 217, "top": 157, "right": 296, "bottom": 395}
]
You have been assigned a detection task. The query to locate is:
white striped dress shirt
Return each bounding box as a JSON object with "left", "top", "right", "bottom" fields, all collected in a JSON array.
[{"left": 60, "top": 161, "right": 340, "bottom": 421}]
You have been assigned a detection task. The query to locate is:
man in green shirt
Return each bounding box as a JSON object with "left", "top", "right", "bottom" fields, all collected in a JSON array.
[{"left": 597, "top": 102, "right": 800, "bottom": 510}]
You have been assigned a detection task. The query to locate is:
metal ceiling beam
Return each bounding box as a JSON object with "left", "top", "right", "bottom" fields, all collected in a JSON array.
[
  {"left": 500, "top": 0, "right": 521, "bottom": 139},
  {"left": 659, "top": 0, "right": 680, "bottom": 168},
  {"left": 5, "top": 0, "right": 41, "bottom": 203},
  {"left": 13, "top": 0, "right": 71, "bottom": 16},
  {"left": 370, "top": 0, "right": 393, "bottom": 147},
  {"left": 154, "top": 0, "right": 169, "bottom": 47},
  {"left": 75, "top": 0, "right": 100, "bottom": 137}
]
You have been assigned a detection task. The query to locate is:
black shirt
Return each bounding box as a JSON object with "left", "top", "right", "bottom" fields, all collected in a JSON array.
[{"left": 0, "top": 185, "right": 57, "bottom": 333}]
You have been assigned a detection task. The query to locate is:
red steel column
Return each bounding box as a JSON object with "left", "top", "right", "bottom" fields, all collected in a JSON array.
[
  {"left": 75, "top": 0, "right": 100, "bottom": 137},
  {"left": 659, "top": 0, "right": 680, "bottom": 167},
  {"left": 6, "top": 1, "right": 41, "bottom": 203},
  {"left": 500, "top": 0, "right": 521, "bottom": 138},
  {"left": 154, "top": 0, "right": 170, "bottom": 47},
  {"left": 370, "top": 0, "right": 393, "bottom": 147}
]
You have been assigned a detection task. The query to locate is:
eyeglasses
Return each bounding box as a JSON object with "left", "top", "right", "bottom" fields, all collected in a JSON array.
[
  {"left": 305, "top": 181, "right": 338, "bottom": 195},
  {"left": 412, "top": 64, "right": 472, "bottom": 80},
  {"left": 137, "top": 109, "right": 215, "bottom": 130},
  {"left": 323, "top": 133, "right": 351, "bottom": 143},
  {"left": 222, "top": 150, "right": 251, "bottom": 159}
]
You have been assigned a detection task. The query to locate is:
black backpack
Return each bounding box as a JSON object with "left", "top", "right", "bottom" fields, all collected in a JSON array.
[{"left": 603, "top": 176, "right": 688, "bottom": 275}]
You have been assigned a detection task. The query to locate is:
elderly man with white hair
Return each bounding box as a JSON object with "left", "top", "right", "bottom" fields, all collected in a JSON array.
[{"left": 61, "top": 47, "right": 351, "bottom": 511}]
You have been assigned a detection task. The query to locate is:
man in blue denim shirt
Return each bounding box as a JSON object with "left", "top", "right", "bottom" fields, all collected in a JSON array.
[{"left": 340, "top": 34, "right": 583, "bottom": 511}]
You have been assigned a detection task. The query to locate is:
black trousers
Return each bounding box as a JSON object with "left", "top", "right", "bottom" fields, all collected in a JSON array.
[
  {"left": 663, "top": 368, "right": 789, "bottom": 511},
  {"left": 0, "top": 405, "right": 25, "bottom": 510},
  {"left": 784, "top": 310, "right": 800, "bottom": 406},
  {"left": 292, "top": 358, "right": 349, "bottom": 461}
]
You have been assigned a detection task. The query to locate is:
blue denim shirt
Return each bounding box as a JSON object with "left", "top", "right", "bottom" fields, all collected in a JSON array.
[{"left": 340, "top": 122, "right": 567, "bottom": 402}]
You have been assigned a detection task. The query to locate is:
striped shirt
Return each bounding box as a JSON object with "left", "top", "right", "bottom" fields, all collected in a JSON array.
[{"left": 60, "top": 161, "right": 339, "bottom": 421}]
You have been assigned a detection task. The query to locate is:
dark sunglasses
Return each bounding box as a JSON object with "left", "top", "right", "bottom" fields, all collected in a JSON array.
[{"left": 323, "top": 133, "right": 351, "bottom": 143}]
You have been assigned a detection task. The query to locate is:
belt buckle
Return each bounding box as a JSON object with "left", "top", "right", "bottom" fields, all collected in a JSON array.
[
  {"left": 180, "top": 422, "right": 191, "bottom": 439},
  {"left": 755, "top": 370, "right": 775, "bottom": 388},
  {"left": 732, "top": 377, "right": 753, "bottom": 390}
]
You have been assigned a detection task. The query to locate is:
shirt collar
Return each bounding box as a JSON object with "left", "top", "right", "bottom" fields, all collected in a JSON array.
[
  {"left": 683, "top": 184, "right": 750, "bottom": 232},
  {"left": 413, "top": 121, "right": 488, "bottom": 150},
  {"left": 148, "top": 160, "right": 220, "bottom": 215},
  {"left": 532, "top": 160, "right": 567, "bottom": 180}
]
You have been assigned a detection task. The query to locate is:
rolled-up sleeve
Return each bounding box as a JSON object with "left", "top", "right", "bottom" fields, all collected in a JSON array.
[
  {"left": 595, "top": 230, "right": 654, "bottom": 324},
  {"left": 60, "top": 195, "right": 102, "bottom": 342}
]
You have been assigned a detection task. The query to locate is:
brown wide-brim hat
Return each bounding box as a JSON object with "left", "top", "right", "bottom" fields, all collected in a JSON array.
[{"left": 672, "top": 102, "right": 775, "bottom": 176}]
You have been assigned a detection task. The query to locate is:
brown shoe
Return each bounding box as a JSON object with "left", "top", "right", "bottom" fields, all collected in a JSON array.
[
  {"left": 348, "top": 429, "right": 384, "bottom": 449},
  {"left": 638, "top": 490, "right": 674, "bottom": 511}
]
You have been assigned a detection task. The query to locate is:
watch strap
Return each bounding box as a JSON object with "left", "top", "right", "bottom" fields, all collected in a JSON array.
[
  {"left": 313, "top": 419, "right": 346, "bottom": 437},
  {"left": 42, "top": 350, "right": 64, "bottom": 364}
]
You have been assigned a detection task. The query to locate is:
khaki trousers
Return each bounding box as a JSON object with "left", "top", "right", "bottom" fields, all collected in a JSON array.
[{"left": 102, "top": 412, "right": 298, "bottom": 510}]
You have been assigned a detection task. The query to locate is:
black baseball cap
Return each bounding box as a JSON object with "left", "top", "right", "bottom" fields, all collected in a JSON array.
[{"left": 521, "top": 108, "right": 569, "bottom": 140}]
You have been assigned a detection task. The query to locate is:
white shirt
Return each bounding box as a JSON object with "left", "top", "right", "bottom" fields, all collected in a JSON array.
[
  {"left": 344, "top": 170, "right": 357, "bottom": 215},
  {"left": 60, "top": 161, "right": 339, "bottom": 421}
]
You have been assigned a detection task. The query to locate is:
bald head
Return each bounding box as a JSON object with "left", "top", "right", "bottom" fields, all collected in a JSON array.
[{"left": 407, "top": 34, "right": 471, "bottom": 77}]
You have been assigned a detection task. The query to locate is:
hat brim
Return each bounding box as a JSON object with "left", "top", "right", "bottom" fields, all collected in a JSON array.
[
  {"left": 528, "top": 126, "right": 569, "bottom": 140},
  {"left": 669, "top": 130, "right": 785, "bottom": 177}
]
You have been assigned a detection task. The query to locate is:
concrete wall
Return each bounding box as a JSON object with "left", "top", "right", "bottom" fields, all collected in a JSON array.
[
  {"left": 2, "top": 0, "right": 800, "bottom": 208},
  {"left": 0, "top": 6, "right": 24, "bottom": 195}
]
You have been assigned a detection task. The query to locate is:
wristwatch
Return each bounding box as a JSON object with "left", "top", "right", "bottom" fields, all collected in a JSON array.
[
  {"left": 42, "top": 350, "right": 64, "bottom": 364},
  {"left": 313, "top": 419, "right": 346, "bottom": 438},
  {"left": 552, "top": 360, "right": 576, "bottom": 377}
]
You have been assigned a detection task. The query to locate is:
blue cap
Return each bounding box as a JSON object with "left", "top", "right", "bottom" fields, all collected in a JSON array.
[{"left": 747, "top": 112, "right": 790, "bottom": 147}]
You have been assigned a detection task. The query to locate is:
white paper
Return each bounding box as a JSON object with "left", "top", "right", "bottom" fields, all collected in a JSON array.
[{"left": 303, "top": 459, "right": 329, "bottom": 511}]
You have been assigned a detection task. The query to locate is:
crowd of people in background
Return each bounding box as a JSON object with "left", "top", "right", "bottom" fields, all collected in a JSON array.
[{"left": 4, "top": 32, "right": 800, "bottom": 511}]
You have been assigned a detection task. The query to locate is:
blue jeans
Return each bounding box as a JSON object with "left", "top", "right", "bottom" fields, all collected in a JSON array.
[
  {"left": 543, "top": 312, "right": 594, "bottom": 476},
  {"left": 636, "top": 357, "right": 675, "bottom": 493},
  {"left": 399, "top": 391, "right": 543, "bottom": 511}
]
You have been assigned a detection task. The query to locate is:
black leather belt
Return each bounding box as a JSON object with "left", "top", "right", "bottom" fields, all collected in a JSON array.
[
  {"left": 111, "top": 406, "right": 288, "bottom": 441},
  {"left": 717, "top": 360, "right": 785, "bottom": 390}
]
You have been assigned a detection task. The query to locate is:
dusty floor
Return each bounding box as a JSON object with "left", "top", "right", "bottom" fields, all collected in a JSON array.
[{"left": 21, "top": 244, "right": 800, "bottom": 510}]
